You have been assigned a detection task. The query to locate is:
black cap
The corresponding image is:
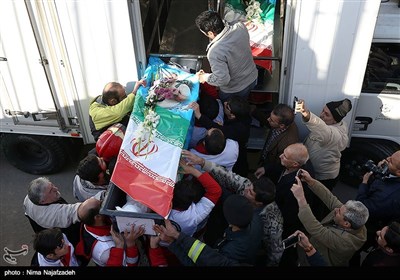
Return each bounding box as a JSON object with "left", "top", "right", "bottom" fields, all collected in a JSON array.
[
  {"left": 223, "top": 194, "right": 253, "bottom": 228},
  {"left": 326, "top": 98, "right": 352, "bottom": 123}
]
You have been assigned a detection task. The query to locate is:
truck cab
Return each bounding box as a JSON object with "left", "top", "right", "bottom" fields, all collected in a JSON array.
[{"left": 340, "top": 0, "right": 400, "bottom": 185}]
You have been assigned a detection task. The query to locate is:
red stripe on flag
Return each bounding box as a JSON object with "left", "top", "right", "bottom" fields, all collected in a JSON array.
[{"left": 111, "top": 153, "right": 174, "bottom": 218}]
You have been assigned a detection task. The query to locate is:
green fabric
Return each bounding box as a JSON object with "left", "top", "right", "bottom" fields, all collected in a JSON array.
[
  {"left": 225, "top": 0, "right": 246, "bottom": 11},
  {"left": 260, "top": 1, "right": 275, "bottom": 23},
  {"left": 225, "top": 0, "right": 275, "bottom": 24},
  {"left": 133, "top": 95, "right": 189, "bottom": 147}
]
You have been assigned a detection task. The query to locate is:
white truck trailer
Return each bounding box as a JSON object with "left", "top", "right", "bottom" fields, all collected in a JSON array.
[{"left": 1, "top": 0, "right": 399, "bottom": 185}]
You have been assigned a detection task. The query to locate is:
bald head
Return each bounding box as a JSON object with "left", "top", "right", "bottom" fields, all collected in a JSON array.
[
  {"left": 78, "top": 197, "right": 102, "bottom": 225},
  {"left": 389, "top": 150, "right": 400, "bottom": 176},
  {"left": 101, "top": 82, "right": 126, "bottom": 105},
  {"left": 287, "top": 143, "right": 309, "bottom": 166}
]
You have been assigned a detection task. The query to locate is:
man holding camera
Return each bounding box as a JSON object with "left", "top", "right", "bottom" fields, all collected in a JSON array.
[{"left": 353, "top": 150, "right": 400, "bottom": 263}]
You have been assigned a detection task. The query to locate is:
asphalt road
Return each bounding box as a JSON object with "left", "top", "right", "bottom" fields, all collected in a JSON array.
[{"left": 0, "top": 147, "right": 358, "bottom": 267}]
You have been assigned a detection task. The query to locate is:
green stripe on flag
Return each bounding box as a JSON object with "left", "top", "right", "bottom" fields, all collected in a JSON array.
[{"left": 133, "top": 95, "right": 190, "bottom": 148}]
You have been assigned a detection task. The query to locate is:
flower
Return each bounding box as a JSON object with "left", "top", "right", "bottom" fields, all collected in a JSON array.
[
  {"left": 133, "top": 74, "right": 192, "bottom": 157},
  {"left": 245, "top": 0, "right": 263, "bottom": 23},
  {"left": 133, "top": 92, "right": 160, "bottom": 156},
  {"left": 151, "top": 77, "right": 186, "bottom": 102}
]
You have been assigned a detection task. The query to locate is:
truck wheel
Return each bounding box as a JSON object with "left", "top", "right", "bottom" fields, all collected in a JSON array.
[
  {"left": 340, "top": 139, "right": 400, "bottom": 187},
  {"left": 1, "top": 134, "right": 66, "bottom": 174}
]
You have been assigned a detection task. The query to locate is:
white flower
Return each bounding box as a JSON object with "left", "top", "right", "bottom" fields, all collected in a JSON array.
[{"left": 246, "top": 0, "right": 264, "bottom": 24}]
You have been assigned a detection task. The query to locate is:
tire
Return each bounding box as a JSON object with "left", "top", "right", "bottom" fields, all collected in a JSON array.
[
  {"left": 340, "top": 138, "right": 400, "bottom": 187},
  {"left": 1, "top": 134, "right": 66, "bottom": 174}
]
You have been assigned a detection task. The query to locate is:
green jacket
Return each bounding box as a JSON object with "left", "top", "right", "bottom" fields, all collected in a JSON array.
[
  {"left": 298, "top": 180, "right": 367, "bottom": 266},
  {"left": 89, "top": 93, "right": 135, "bottom": 130}
]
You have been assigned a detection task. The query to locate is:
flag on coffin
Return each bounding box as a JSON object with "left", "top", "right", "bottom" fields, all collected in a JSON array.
[{"left": 111, "top": 57, "right": 199, "bottom": 218}]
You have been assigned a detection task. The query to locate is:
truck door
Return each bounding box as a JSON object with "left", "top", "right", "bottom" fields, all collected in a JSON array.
[{"left": 0, "top": 0, "right": 81, "bottom": 135}]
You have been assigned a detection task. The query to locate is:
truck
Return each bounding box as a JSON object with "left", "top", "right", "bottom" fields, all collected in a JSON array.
[{"left": 1, "top": 0, "right": 399, "bottom": 186}]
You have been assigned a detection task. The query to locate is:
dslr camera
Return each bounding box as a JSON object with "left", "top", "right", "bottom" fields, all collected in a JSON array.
[{"left": 363, "top": 160, "right": 389, "bottom": 178}]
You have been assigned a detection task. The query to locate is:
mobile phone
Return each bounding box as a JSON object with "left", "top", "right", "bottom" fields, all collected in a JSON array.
[
  {"left": 293, "top": 96, "right": 298, "bottom": 111},
  {"left": 296, "top": 169, "right": 303, "bottom": 179},
  {"left": 282, "top": 234, "right": 300, "bottom": 249},
  {"left": 293, "top": 96, "right": 302, "bottom": 113}
]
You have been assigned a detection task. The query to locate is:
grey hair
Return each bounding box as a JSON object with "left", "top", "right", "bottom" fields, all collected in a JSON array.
[
  {"left": 28, "top": 177, "right": 51, "bottom": 205},
  {"left": 290, "top": 143, "right": 309, "bottom": 166},
  {"left": 343, "top": 200, "right": 369, "bottom": 230}
]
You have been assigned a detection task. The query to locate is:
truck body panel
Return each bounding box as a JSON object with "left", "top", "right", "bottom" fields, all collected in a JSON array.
[
  {"left": 283, "top": 0, "right": 382, "bottom": 139},
  {"left": 0, "top": 0, "right": 143, "bottom": 144}
]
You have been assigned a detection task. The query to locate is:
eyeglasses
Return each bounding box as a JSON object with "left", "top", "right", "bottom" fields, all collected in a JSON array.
[
  {"left": 200, "top": 29, "right": 208, "bottom": 36},
  {"left": 57, "top": 239, "right": 65, "bottom": 249},
  {"left": 224, "top": 102, "right": 232, "bottom": 112}
]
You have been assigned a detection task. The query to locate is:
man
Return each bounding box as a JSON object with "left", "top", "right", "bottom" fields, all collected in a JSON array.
[
  {"left": 75, "top": 198, "right": 145, "bottom": 266},
  {"left": 154, "top": 220, "right": 239, "bottom": 266},
  {"left": 89, "top": 79, "right": 145, "bottom": 140},
  {"left": 296, "top": 98, "right": 352, "bottom": 191},
  {"left": 361, "top": 221, "right": 400, "bottom": 267},
  {"left": 189, "top": 94, "right": 224, "bottom": 149},
  {"left": 189, "top": 95, "right": 251, "bottom": 176},
  {"left": 156, "top": 195, "right": 261, "bottom": 266},
  {"left": 352, "top": 150, "right": 400, "bottom": 262},
  {"left": 32, "top": 228, "right": 79, "bottom": 267},
  {"left": 74, "top": 154, "right": 111, "bottom": 202},
  {"left": 272, "top": 143, "right": 316, "bottom": 267},
  {"left": 24, "top": 177, "right": 83, "bottom": 246},
  {"left": 297, "top": 98, "right": 352, "bottom": 220},
  {"left": 182, "top": 149, "right": 284, "bottom": 266},
  {"left": 291, "top": 169, "right": 369, "bottom": 266},
  {"left": 357, "top": 150, "right": 400, "bottom": 231},
  {"left": 190, "top": 128, "right": 238, "bottom": 171},
  {"left": 254, "top": 103, "right": 299, "bottom": 183},
  {"left": 195, "top": 10, "right": 258, "bottom": 102}
]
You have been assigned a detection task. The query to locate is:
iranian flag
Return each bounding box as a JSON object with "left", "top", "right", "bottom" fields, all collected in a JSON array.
[{"left": 111, "top": 64, "right": 198, "bottom": 218}]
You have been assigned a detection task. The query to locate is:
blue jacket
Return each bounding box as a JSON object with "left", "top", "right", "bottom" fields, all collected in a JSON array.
[{"left": 356, "top": 176, "right": 400, "bottom": 224}]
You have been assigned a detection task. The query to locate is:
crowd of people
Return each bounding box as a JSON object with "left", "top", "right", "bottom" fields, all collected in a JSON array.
[{"left": 22, "top": 10, "right": 399, "bottom": 268}]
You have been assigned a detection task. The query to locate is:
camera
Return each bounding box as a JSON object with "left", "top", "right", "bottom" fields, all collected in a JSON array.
[{"left": 363, "top": 160, "right": 389, "bottom": 178}]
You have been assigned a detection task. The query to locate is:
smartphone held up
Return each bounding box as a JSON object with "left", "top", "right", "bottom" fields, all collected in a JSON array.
[{"left": 293, "top": 96, "right": 302, "bottom": 113}]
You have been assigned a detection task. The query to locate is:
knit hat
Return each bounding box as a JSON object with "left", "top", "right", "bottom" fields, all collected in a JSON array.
[
  {"left": 223, "top": 194, "right": 253, "bottom": 228},
  {"left": 326, "top": 98, "right": 352, "bottom": 123}
]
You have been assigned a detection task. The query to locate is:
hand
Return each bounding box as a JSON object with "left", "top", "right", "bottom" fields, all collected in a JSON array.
[
  {"left": 196, "top": 70, "right": 207, "bottom": 83},
  {"left": 362, "top": 171, "right": 373, "bottom": 184},
  {"left": 297, "top": 169, "right": 313, "bottom": 185},
  {"left": 196, "top": 70, "right": 205, "bottom": 77},
  {"left": 291, "top": 176, "right": 307, "bottom": 206},
  {"left": 153, "top": 220, "right": 180, "bottom": 245},
  {"left": 377, "top": 158, "right": 388, "bottom": 168},
  {"left": 181, "top": 149, "right": 203, "bottom": 166},
  {"left": 254, "top": 167, "right": 265, "bottom": 179},
  {"left": 178, "top": 159, "right": 202, "bottom": 178},
  {"left": 188, "top": 101, "right": 201, "bottom": 119},
  {"left": 124, "top": 224, "right": 145, "bottom": 247},
  {"left": 133, "top": 79, "right": 147, "bottom": 93},
  {"left": 149, "top": 235, "right": 161, "bottom": 249},
  {"left": 298, "top": 99, "right": 310, "bottom": 120},
  {"left": 291, "top": 230, "right": 312, "bottom": 250},
  {"left": 110, "top": 227, "right": 125, "bottom": 248}
]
